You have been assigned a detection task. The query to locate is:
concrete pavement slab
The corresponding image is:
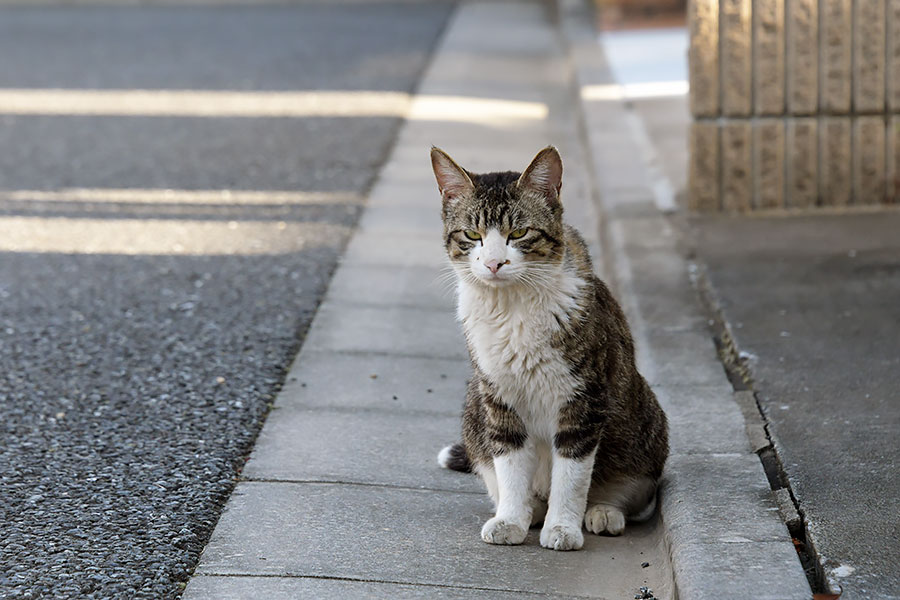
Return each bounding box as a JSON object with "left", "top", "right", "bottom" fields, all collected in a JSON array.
[
  {"left": 341, "top": 231, "right": 446, "bottom": 268},
  {"left": 670, "top": 540, "right": 812, "bottom": 600},
  {"left": 639, "top": 329, "right": 729, "bottom": 387},
  {"left": 661, "top": 453, "right": 789, "bottom": 545},
  {"left": 651, "top": 382, "right": 736, "bottom": 412},
  {"left": 301, "top": 302, "right": 466, "bottom": 360},
  {"left": 274, "top": 351, "right": 469, "bottom": 415},
  {"left": 324, "top": 263, "right": 457, "bottom": 311},
  {"left": 656, "top": 386, "right": 751, "bottom": 455},
  {"left": 242, "top": 408, "right": 483, "bottom": 493},
  {"left": 364, "top": 177, "right": 439, "bottom": 206},
  {"left": 185, "top": 576, "right": 558, "bottom": 600},
  {"left": 195, "top": 481, "right": 672, "bottom": 599},
  {"left": 623, "top": 288, "right": 710, "bottom": 334},
  {"left": 357, "top": 203, "right": 444, "bottom": 236}
]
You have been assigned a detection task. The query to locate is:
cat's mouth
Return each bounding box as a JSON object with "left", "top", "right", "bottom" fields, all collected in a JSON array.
[{"left": 473, "top": 270, "right": 514, "bottom": 286}]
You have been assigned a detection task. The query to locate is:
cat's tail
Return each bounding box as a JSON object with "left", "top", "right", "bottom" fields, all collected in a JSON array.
[{"left": 437, "top": 442, "right": 472, "bottom": 473}]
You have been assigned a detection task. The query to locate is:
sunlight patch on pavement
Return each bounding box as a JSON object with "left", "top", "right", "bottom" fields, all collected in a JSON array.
[
  {"left": 0, "top": 89, "right": 548, "bottom": 123},
  {"left": 0, "top": 216, "right": 350, "bottom": 255},
  {"left": 581, "top": 80, "right": 689, "bottom": 102},
  {"left": 0, "top": 89, "right": 411, "bottom": 117},
  {"left": 0, "top": 188, "right": 361, "bottom": 205},
  {"left": 409, "top": 95, "right": 548, "bottom": 124}
]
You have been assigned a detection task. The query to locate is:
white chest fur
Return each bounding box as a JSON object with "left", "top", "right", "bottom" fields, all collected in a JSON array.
[{"left": 457, "top": 272, "right": 585, "bottom": 440}]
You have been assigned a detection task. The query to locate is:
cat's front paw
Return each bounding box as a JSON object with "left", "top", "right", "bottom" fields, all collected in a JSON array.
[
  {"left": 481, "top": 517, "right": 528, "bottom": 545},
  {"left": 539, "top": 522, "right": 584, "bottom": 551}
]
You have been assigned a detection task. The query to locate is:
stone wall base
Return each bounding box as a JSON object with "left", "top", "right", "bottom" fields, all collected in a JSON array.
[{"left": 689, "top": 117, "right": 900, "bottom": 212}]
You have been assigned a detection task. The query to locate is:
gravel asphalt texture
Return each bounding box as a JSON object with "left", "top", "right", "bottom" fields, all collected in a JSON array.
[{"left": 0, "top": 4, "right": 452, "bottom": 599}]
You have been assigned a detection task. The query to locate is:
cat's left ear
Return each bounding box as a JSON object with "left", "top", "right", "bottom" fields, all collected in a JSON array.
[{"left": 517, "top": 146, "right": 563, "bottom": 206}]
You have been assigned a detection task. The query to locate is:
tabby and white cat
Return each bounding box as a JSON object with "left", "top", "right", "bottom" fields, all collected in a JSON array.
[{"left": 432, "top": 146, "right": 668, "bottom": 551}]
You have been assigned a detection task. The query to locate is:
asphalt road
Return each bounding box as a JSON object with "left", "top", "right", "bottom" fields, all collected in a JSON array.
[
  {"left": 0, "top": 4, "right": 452, "bottom": 599},
  {"left": 695, "top": 213, "right": 900, "bottom": 600}
]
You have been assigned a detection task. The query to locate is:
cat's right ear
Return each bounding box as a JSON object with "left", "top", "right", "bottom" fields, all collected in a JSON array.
[{"left": 431, "top": 147, "right": 474, "bottom": 204}]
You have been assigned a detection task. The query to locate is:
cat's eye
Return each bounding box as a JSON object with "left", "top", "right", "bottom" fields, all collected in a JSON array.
[
  {"left": 508, "top": 228, "right": 528, "bottom": 240},
  {"left": 463, "top": 230, "right": 482, "bottom": 241}
]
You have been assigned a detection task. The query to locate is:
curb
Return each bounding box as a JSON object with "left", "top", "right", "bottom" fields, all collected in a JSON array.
[{"left": 558, "top": 1, "right": 813, "bottom": 598}]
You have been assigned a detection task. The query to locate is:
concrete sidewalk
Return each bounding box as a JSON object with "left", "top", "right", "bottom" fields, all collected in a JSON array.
[
  {"left": 183, "top": 2, "right": 812, "bottom": 598},
  {"left": 183, "top": 3, "right": 670, "bottom": 599}
]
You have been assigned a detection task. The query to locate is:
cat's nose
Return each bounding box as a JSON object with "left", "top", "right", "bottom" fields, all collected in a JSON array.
[{"left": 484, "top": 259, "right": 503, "bottom": 274}]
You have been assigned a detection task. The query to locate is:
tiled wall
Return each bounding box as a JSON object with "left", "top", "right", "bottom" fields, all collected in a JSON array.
[{"left": 688, "top": 0, "right": 899, "bottom": 211}]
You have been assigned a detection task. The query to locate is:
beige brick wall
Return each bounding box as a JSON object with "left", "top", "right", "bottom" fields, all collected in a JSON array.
[
  {"left": 754, "top": 120, "right": 785, "bottom": 208},
  {"left": 786, "top": 0, "right": 817, "bottom": 115},
  {"left": 820, "top": 0, "right": 851, "bottom": 114},
  {"left": 889, "top": 116, "right": 900, "bottom": 201},
  {"left": 853, "top": 117, "right": 886, "bottom": 205},
  {"left": 720, "top": 0, "right": 752, "bottom": 116},
  {"left": 722, "top": 121, "right": 753, "bottom": 210},
  {"left": 786, "top": 118, "right": 818, "bottom": 208},
  {"left": 753, "top": 0, "right": 784, "bottom": 115},
  {"left": 688, "top": 0, "right": 719, "bottom": 117},
  {"left": 688, "top": 0, "right": 899, "bottom": 212},
  {"left": 853, "top": 0, "right": 885, "bottom": 114},
  {"left": 819, "top": 117, "right": 851, "bottom": 206},
  {"left": 888, "top": 3, "right": 900, "bottom": 112},
  {"left": 688, "top": 122, "right": 720, "bottom": 211}
]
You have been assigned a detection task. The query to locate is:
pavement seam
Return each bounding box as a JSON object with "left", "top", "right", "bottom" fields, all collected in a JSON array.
[
  {"left": 264, "top": 404, "right": 461, "bottom": 418},
  {"left": 235, "top": 478, "right": 484, "bottom": 496},
  {"left": 297, "top": 347, "right": 469, "bottom": 362},
  {"left": 298, "top": 347, "right": 467, "bottom": 361},
  {"left": 321, "top": 298, "right": 454, "bottom": 312},
  {"left": 191, "top": 572, "right": 598, "bottom": 599}
]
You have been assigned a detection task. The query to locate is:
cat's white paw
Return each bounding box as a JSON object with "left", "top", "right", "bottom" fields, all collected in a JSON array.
[
  {"left": 584, "top": 504, "right": 626, "bottom": 535},
  {"left": 539, "top": 523, "right": 584, "bottom": 551},
  {"left": 481, "top": 517, "right": 528, "bottom": 545}
]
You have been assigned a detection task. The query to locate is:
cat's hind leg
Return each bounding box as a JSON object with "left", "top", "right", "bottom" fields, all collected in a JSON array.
[
  {"left": 584, "top": 475, "right": 657, "bottom": 536},
  {"left": 528, "top": 441, "right": 551, "bottom": 528},
  {"left": 473, "top": 462, "right": 499, "bottom": 507},
  {"left": 530, "top": 497, "right": 548, "bottom": 528}
]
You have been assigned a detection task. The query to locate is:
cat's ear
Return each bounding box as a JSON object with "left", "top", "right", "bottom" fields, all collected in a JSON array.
[
  {"left": 517, "top": 146, "right": 563, "bottom": 205},
  {"left": 431, "top": 147, "right": 474, "bottom": 204}
]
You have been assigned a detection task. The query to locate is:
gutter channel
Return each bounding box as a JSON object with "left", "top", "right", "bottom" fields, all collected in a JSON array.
[{"left": 689, "top": 258, "right": 835, "bottom": 597}]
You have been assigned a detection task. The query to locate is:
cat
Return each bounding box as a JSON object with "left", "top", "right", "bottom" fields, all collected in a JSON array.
[{"left": 431, "top": 146, "right": 668, "bottom": 551}]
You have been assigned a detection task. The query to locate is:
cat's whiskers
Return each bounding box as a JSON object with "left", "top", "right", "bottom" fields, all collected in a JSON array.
[
  {"left": 434, "top": 263, "right": 463, "bottom": 293},
  {"left": 517, "top": 264, "right": 565, "bottom": 290}
]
